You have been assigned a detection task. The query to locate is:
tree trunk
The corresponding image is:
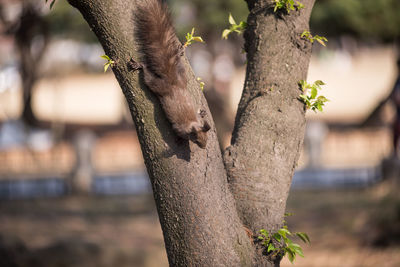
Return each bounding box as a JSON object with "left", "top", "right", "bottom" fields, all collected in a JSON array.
[
  {"left": 67, "top": 0, "right": 315, "bottom": 265},
  {"left": 225, "top": 0, "right": 315, "bottom": 233},
  {"left": 68, "top": 0, "right": 254, "bottom": 265}
]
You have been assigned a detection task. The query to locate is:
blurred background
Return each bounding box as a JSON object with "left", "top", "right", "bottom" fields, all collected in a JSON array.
[{"left": 0, "top": 0, "right": 400, "bottom": 266}]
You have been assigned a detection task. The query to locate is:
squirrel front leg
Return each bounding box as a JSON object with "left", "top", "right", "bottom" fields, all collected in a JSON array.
[
  {"left": 128, "top": 58, "right": 142, "bottom": 72},
  {"left": 128, "top": 58, "right": 167, "bottom": 96}
]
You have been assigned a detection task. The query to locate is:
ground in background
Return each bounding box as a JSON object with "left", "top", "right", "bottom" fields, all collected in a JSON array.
[{"left": 0, "top": 187, "right": 399, "bottom": 267}]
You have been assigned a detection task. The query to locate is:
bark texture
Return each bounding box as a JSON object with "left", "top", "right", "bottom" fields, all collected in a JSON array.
[
  {"left": 224, "top": 0, "right": 315, "bottom": 233},
  {"left": 67, "top": 0, "right": 315, "bottom": 266},
  {"left": 67, "top": 0, "right": 253, "bottom": 266}
]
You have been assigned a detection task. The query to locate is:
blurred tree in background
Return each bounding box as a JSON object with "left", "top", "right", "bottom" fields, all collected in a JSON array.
[
  {"left": 311, "top": 0, "right": 400, "bottom": 42},
  {"left": 45, "top": 0, "right": 400, "bottom": 44},
  {"left": 170, "top": 0, "right": 247, "bottom": 39},
  {"left": 45, "top": 0, "right": 97, "bottom": 42}
]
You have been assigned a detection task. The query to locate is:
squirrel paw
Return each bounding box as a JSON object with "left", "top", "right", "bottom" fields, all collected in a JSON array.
[{"left": 128, "top": 58, "right": 143, "bottom": 71}]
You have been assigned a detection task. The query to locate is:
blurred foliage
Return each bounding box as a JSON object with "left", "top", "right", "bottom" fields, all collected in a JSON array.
[
  {"left": 43, "top": 0, "right": 400, "bottom": 43},
  {"left": 170, "top": 0, "right": 248, "bottom": 39},
  {"left": 43, "top": 0, "right": 249, "bottom": 43},
  {"left": 44, "top": 0, "right": 97, "bottom": 43},
  {"left": 311, "top": 0, "right": 400, "bottom": 42}
]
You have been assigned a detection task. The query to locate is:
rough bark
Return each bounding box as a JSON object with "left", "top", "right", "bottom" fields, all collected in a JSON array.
[
  {"left": 67, "top": 0, "right": 315, "bottom": 266},
  {"left": 67, "top": 0, "right": 254, "bottom": 266},
  {"left": 224, "top": 0, "right": 315, "bottom": 233}
]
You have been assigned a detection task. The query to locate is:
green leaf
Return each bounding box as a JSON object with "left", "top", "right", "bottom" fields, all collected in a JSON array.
[
  {"left": 273, "top": 233, "right": 282, "bottom": 242},
  {"left": 222, "top": 29, "right": 231, "bottom": 39},
  {"left": 310, "top": 87, "right": 317, "bottom": 99},
  {"left": 299, "top": 95, "right": 311, "bottom": 108},
  {"left": 184, "top": 28, "right": 204, "bottom": 46},
  {"left": 239, "top": 21, "right": 248, "bottom": 29},
  {"left": 295, "top": 232, "right": 310, "bottom": 244},
  {"left": 285, "top": 236, "right": 294, "bottom": 245},
  {"left": 278, "top": 228, "right": 291, "bottom": 238},
  {"left": 286, "top": 248, "right": 295, "bottom": 263},
  {"left": 296, "top": 248, "right": 304, "bottom": 257},
  {"left": 301, "top": 31, "right": 309, "bottom": 38},
  {"left": 298, "top": 80, "right": 307, "bottom": 91},
  {"left": 297, "top": 1, "right": 304, "bottom": 9},
  {"left": 288, "top": 243, "right": 304, "bottom": 257},
  {"left": 104, "top": 63, "right": 110, "bottom": 73},
  {"left": 285, "top": 212, "right": 294, "bottom": 217},
  {"left": 193, "top": 36, "right": 204, "bottom": 43},
  {"left": 315, "top": 35, "right": 328, "bottom": 43},
  {"left": 316, "top": 39, "right": 326, "bottom": 46},
  {"left": 260, "top": 229, "right": 268, "bottom": 235},
  {"left": 228, "top": 13, "right": 236, "bottom": 25},
  {"left": 267, "top": 243, "right": 275, "bottom": 252},
  {"left": 101, "top": 55, "right": 110, "bottom": 60},
  {"left": 317, "top": 95, "right": 328, "bottom": 102},
  {"left": 288, "top": 242, "right": 300, "bottom": 250},
  {"left": 197, "top": 79, "right": 205, "bottom": 90}
]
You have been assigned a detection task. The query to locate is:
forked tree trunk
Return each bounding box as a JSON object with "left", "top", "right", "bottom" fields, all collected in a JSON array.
[{"left": 67, "top": 0, "right": 315, "bottom": 265}]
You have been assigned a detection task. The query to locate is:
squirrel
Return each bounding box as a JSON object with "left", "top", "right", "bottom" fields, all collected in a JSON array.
[{"left": 129, "top": 0, "right": 210, "bottom": 149}]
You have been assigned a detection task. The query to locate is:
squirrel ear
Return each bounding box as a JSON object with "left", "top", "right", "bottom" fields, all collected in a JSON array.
[{"left": 202, "top": 121, "right": 211, "bottom": 132}]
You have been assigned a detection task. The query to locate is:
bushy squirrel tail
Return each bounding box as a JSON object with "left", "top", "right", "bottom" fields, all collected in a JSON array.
[{"left": 135, "top": 0, "right": 183, "bottom": 84}]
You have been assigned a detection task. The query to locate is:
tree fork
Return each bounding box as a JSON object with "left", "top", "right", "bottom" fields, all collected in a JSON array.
[{"left": 67, "top": 0, "right": 255, "bottom": 265}]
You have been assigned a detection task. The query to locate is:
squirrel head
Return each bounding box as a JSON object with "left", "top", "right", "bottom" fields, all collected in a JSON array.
[{"left": 189, "top": 120, "right": 210, "bottom": 149}]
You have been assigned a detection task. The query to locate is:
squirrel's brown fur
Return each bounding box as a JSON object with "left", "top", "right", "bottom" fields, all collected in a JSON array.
[{"left": 132, "top": 0, "right": 210, "bottom": 149}]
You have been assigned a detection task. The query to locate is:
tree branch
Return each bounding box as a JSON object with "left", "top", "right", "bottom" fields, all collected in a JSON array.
[{"left": 224, "top": 0, "right": 316, "bottom": 232}]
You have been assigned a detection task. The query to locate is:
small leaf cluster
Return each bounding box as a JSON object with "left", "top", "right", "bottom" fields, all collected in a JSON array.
[
  {"left": 222, "top": 14, "right": 247, "bottom": 40},
  {"left": 197, "top": 77, "right": 205, "bottom": 91},
  {"left": 45, "top": 0, "right": 56, "bottom": 9},
  {"left": 299, "top": 80, "right": 329, "bottom": 112},
  {"left": 301, "top": 31, "right": 328, "bottom": 47},
  {"left": 273, "top": 0, "right": 304, "bottom": 13},
  {"left": 100, "top": 55, "right": 115, "bottom": 73},
  {"left": 184, "top": 28, "right": 204, "bottom": 47},
  {"left": 258, "top": 226, "right": 310, "bottom": 264}
]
